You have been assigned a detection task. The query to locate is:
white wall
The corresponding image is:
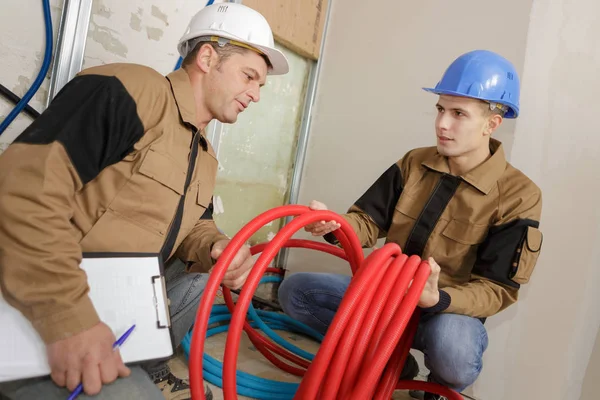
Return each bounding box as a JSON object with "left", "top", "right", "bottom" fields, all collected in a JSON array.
[
  {"left": 285, "top": 0, "right": 533, "bottom": 277},
  {"left": 493, "top": 0, "right": 600, "bottom": 398},
  {"left": 581, "top": 330, "right": 600, "bottom": 399},
  {"left": 288, "top": 0, "right": 600, "bottom": 399}
]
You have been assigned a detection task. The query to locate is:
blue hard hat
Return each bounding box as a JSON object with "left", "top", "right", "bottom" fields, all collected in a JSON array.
[{"left": 423, "top": 50, "right": 520, "bottom": 118}]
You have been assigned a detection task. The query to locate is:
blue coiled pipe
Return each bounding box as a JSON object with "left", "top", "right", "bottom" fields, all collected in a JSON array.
[
  {"left": 181, "top": 277, "right": 323, "bottom": 399},
  {"left": 0, "top": 0, "right": 53, "bottom": 136}
]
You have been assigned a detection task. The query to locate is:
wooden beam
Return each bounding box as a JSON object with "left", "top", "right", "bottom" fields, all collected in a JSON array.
[{"left": 244, "top": 0, "right": 327, "bottom": 60}]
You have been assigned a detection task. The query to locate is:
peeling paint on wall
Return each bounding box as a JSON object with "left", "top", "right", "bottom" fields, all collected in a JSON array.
[
  {"left": 88, "top": 22, "right": 129, "bottom": 58},
  {"left": 12, "top": 76, "right": 31, "bottom": 97},
  {"left": 83, "top": 0, "right": 226, "bottom": 72},
  {"left": 146, "top": 27, "right": 164, "bottom": 42},
  {"left": 35, "top": 87, "right": 48, "bottom": 104},
  {"left": 92, "top": 0, "right": 113, "bottom": 19},
  {"left": 129, "top": 13, "right": 142, "bottom": 32},
  {"left": 151, "top": 5, "right": 169, "bottom": 26}
]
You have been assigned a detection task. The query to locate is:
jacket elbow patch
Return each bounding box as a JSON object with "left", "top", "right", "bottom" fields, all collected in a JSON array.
[{"left": 510, "top": 226, "right": 543, "bottom": 285}]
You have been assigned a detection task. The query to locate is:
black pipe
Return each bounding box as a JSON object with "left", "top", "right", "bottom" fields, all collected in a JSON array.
[{"left": 0, "top": 83, "right": 41, "bottom": 119}]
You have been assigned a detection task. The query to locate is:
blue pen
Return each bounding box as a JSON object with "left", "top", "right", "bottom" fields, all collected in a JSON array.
[{"left": 66, "top": 324, "right": 136, "bottom": 400}]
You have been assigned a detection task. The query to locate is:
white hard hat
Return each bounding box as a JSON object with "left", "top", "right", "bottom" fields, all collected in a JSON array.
[{"left": 178, "top": 3, "right": 289, "bottom": 75}]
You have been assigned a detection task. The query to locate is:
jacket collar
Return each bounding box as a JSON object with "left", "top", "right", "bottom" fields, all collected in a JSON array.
[
  {"left": 166, "top": 68, "right": 198, "bottom": 130},
  {"left": 422, "top": 138, "right": 507, "bottom": 195}
]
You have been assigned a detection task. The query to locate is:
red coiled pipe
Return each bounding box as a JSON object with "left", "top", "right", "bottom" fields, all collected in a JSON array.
[{"left": 188, "top": 205, "right": 463, "bottom": 400}]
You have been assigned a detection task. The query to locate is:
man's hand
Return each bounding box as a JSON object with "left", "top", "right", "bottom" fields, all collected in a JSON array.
[
  {"left": 47, "top": 322, "right": 130, "bottom": 395},
  {"left": 418, "top": 257, "right": 441, "bottom": 308},
  {"left": 303, "top": 200, "right": 341, "bottom": 236},
  {"left": 211, "top": 239, "right": 254, "bottom": 290}
]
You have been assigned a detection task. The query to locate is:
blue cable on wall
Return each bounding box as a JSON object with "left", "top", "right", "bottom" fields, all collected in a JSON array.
[{"left": 0, "top": 0, "right": 53, "bottom": 136}]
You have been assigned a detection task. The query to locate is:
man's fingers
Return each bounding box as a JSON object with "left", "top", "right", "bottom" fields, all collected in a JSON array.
[
  {"left": 114, "top": 351, "right": 131, "bottom": 378},
  {"left": 304, "top": 222, "right": 319, "bottom": 232},
  {"left": 223, "top": 257, "right": 254, "bottom": 289},
  {"left": 310, "top": 222, "right": 340, "bottom": 236},
  {"left": 99, "top": 357, "right": 118, "bottom": 385},
  {"left": 50, "top": 369, "right": 67, "bottom": 388},
  {"left": 223, "top": 257, "right": 253, "bottom": 282},
  {"left": 66, "top": 367, "right": 82, "bottom": 392},
  {"left": 226, "top": 267, "right": 252, "bottom": 290},
  {"left": 211, "top": 246, "right": 223, "bottom": 260},
  {"left": 82, "top": 362, "right": 102, "bottom": 396},
  {"left": 428, "top": 257, "right": 441, "bottom": 275},
  {"left": 225, "top": 247, "right": 252, "bottom": 273},
  {"left": 309, "top": 200, "right": 328, "bottom": 210}
]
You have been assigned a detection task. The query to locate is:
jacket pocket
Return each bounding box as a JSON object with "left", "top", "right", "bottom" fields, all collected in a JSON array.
[
  {"left": 435, "top": 219, "right": 488, "bottom": 280},
  {"left": 138, "top": 148, "right": 185, "bottom": 195},
  {"left": 442, "top": 219, "right": 488, "bottom": 245},
  {"left": 107, "top": 147, "right": 186, "bottom": 236},
  {"left": 510, "top": 226, "right": 543, "bottom": 284},
  {"left": 386, "top": 194, "right": 420, "bottom": 248},
  {"left": 80, "top": 208, "right": 165, "bottom": 252}
]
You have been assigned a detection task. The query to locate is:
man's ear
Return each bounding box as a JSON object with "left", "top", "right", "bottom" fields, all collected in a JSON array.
[
  {"left": 196, "top": 44, "right": 217, "bottom": 73},
  {"left": 486, "top": 114, "right": 503, "bottom": 136}
]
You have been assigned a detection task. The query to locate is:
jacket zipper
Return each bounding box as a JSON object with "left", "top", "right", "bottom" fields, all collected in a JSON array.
[{"left": 160, "top": 129, "right": 200, "bottom": 261}]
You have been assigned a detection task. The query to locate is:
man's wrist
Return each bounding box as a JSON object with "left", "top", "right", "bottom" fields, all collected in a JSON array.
[{"left": 419, "top": 290, "right": 451, "bottom": 313}]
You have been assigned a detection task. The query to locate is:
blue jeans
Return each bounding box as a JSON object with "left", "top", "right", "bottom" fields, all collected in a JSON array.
[
  {"left": 278, "top": 272, "right": 488, "bottom": 392},
  {"left": 0, "top": 259, "right": 206, "bottom": 399}
]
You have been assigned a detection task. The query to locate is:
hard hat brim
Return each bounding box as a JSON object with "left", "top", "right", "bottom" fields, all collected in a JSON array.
[
  {"left": 422, "top": 87, "right": 519, "bottom": 118},
  {"left": 253, "top": 44, "right": 289, "bottom": 76}
]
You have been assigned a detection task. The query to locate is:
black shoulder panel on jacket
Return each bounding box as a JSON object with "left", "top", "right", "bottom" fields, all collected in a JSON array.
[
  {"left": 354, "top": 163, "right": 403, "bottom": 232},
  {"left": 14, "top": 75, "right": 145, "bottom": 185}
]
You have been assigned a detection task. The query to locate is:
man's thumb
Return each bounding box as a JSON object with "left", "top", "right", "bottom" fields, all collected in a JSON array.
[
  {"left": 309, "top": 200, "right": 327, "bottom": 211},
  {"left": 211, "top": 244, "right": 223, "bottom": 259}
]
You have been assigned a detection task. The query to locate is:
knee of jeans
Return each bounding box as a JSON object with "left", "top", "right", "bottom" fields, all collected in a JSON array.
[
  {"left": 277, "top": 274, "right": 306, "bottom": 317},
  {"left": 423, "top": 315, "right": 487, "bottom": 389}
]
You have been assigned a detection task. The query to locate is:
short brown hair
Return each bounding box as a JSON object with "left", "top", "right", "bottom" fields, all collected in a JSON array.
[{"left": 182, "top": 41, "right": 272, "bottom": 70}]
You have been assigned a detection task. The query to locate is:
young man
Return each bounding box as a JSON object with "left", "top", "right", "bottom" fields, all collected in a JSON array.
[
  {"left": 278, "top": 50, "right": 543, "bottom": 400},
  {"left": 0, "top": 3, "right": 288, "bottom": 400}
]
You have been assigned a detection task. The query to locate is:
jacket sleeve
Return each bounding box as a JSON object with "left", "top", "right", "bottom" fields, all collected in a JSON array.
[
  {"left": 175, "top": 200, "right": 229, "bottom": 273},
  {"left": 441, "top": 186, "right": 543, "bottom": 317},
  {"left": 325, "top": 162, "right": 404, "bottom": 248},
  {"left": 0, "top": 74, "right": 145, "bottom": 344}
]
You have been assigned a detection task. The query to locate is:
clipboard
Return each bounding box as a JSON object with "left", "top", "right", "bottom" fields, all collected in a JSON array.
[{"left": 0, "top": 253, "right": 174, "bottom": 383}]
